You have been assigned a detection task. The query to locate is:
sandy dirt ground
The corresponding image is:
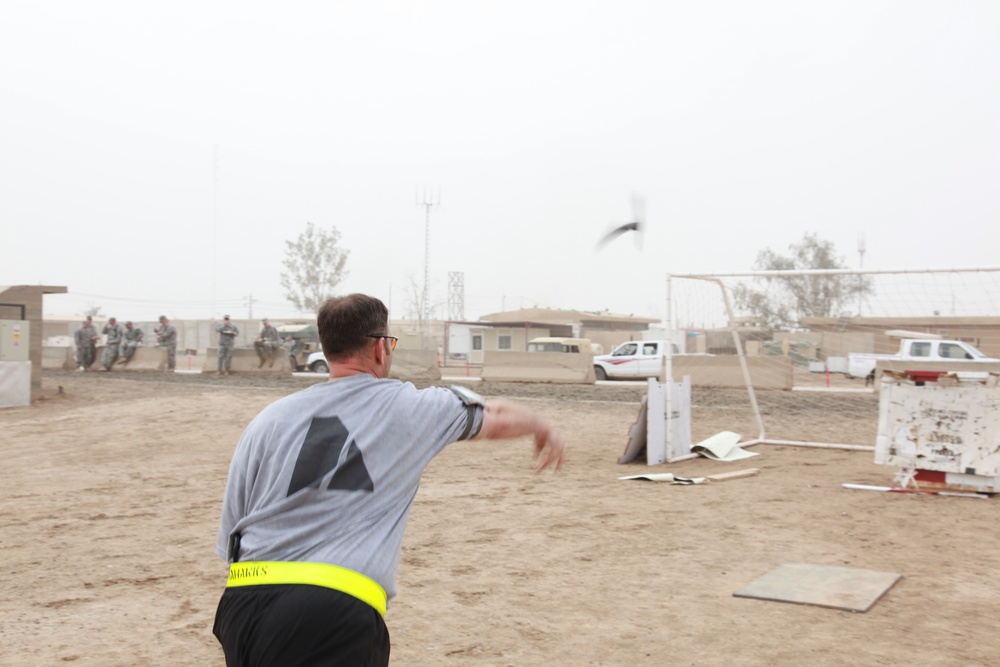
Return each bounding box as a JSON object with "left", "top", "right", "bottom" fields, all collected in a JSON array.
[{"left": 2, "top": 370, "right": 998, "bottom": 666}]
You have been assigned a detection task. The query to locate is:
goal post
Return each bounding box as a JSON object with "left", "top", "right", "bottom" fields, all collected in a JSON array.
[{"left": 665, "top": 267, "right": 1000, "bottom": 451}]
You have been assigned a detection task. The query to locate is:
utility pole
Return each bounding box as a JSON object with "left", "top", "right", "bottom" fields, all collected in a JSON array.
[
  {"left": 245, "top": 293, "right": 255, "bottom": 319},
  {"left": 212, "top": 143, "right": 219, "bottom": 318},
  {"left": 416, "top": 189, "right": 440, "bottom": 342},
  {"left": 857, "top": 232, "right": 866, "bottom": 316}
]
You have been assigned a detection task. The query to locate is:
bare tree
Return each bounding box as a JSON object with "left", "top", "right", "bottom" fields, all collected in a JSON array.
[
  {"left": 406, "top": 274, "right": 450, "bottom": 318},
  {"left": 401, "top": 274, "right": 449, "bottom": 349},
  {"left": 280, "top": 222, "right": 350, "bottom": 313},
  {"left": 80, "top": 303, "right": 105, "bottom": 318},
  {"left": 733, "top": 233, "right": 874, "bottom": 330}
]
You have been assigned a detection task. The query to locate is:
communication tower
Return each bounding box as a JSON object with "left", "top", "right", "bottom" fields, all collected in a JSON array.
[
  {"left": 416, "top": 189, "right": 440, "bottom": 333},
  {"left": 448, "top": 272, "right": 465, "bottom": 321},
  {"left": 857, "top": 232, "right": 866, "bottom": 316}
]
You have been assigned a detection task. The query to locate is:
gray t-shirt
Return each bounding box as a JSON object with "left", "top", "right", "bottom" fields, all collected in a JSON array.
[{"left": 216, "top": 374, "right": 483, "bottom": 601}]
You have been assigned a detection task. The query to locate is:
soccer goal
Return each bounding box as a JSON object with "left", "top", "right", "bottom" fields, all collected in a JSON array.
[{"left": 664, "top": 267, "right": 1000, "bottom": 451}]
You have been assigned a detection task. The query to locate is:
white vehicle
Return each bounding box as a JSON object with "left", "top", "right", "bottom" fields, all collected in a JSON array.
[
  {"left": 277, "top": 323, "right": 320, "bottom": 371},
  {"left": 305, "top": 350, "right": 330, "bottom": 374},
  {"left": 847, "top": 339, "right": 998, "bottom": 383},
  {"left": 593, "top": 340, "right": 680, "bottom": 381}
]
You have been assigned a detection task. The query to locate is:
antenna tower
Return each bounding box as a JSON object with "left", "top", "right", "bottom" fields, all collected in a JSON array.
[
  {"left": 416, "top": 189, "right": 440, "bottom": 333},
  {"left": 212, "top": 144, "right": 218, "bottom": 318},
  {"left": 448, "top": 271, "right": 465, "bottom": 321},
  {"left": 857, "top": 232, "right": 866, "bottom": 316}
]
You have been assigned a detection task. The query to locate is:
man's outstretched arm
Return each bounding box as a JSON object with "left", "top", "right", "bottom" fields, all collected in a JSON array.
[{"left": 473, "top": 398, "right": 566, "bottom": 472}]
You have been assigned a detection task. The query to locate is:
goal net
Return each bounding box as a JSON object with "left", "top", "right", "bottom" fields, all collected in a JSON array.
[{"left": 665, "top": 268, "right": 1000, "bottom": 450}]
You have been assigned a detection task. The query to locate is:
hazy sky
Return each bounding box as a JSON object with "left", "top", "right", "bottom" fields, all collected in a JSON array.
[{"left": 2, "top": 1, "right": 998, "bottom": 323}]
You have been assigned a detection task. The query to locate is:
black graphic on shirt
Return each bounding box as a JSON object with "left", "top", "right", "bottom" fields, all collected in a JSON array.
[
  {"left": 328, "top": 441, "right": 375, "bottom": 492},
  {"left": 287, "top": 416, "right": 374, "bottom": 497}
]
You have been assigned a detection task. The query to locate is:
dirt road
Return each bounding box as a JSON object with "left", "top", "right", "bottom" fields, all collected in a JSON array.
[{"left": 1, "top": 370, "right": 995, "bottom": 666}]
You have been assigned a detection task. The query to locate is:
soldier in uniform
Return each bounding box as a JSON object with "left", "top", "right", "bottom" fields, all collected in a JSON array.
[
  {"left": 215, "top": 315, "right": 239, "bottom": 376},
  {"left": 285, "top": 335, "right": 305, "bottom": 370},
  {"left": 155, "top": 315, "right": 178, "bottom": 371},
  {"left": 253, "top": 318, "right": 280, "bottom": 367},
  {"left": 101, "top": 317, "right": 123, "bottom": 370},
  {"left": 73, "top": 318, "right": 99, "bottom": 371},
  {"left": 117, "top": 321, "right": 144, "bottom": 365}
]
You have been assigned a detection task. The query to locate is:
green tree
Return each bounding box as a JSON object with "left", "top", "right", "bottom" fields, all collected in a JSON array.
[
  {"left": 280, "top": 222, "right": 350, "bottom": 313},
  {"left": 733, "top": 233, "right": 873, "bottom": 330}
]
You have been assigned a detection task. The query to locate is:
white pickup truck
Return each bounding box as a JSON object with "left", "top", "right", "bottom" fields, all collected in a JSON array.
[
  {"left": 847, "top": 339, "right": 998, "bottom": 382},
  {"left": 593, "top": 340, "right": 680, "bottom": 381}
]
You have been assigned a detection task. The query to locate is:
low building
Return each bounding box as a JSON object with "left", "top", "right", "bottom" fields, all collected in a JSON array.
[
  {"left": 444, "top": 308, "right": 660, "bottom": 365},
  {"left": 801, "top": 315, "right": 1000, "bottom": 359}
]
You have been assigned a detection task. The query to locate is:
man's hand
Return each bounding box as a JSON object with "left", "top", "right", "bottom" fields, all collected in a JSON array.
[
  {"left": 533, "top": 426, "right": 567, "bottom": 472},
  {"left": 474, "top": 398, "right": 566, "bottom": 473}
]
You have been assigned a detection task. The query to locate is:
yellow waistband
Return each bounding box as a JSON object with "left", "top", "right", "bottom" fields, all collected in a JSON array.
[{"left": 226, "top": 561, "right": 387, "bottom": 616}]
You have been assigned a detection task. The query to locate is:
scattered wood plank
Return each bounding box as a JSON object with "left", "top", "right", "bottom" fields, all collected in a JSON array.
[{"left": 706, "top": 468, "right": 760, "bottom": 482}]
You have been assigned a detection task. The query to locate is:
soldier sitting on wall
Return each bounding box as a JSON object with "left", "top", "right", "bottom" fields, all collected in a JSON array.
[
  {"left": 254, "top": 318, "right": 280, "bottom": 368},
  {"left": 117, "top": 321, "right": 144, "bottom": 365}
]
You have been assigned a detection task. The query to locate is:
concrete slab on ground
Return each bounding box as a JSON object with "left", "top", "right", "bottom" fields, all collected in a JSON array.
[{"left": 733, "top": 562, "right": 902, "bottom": 612}]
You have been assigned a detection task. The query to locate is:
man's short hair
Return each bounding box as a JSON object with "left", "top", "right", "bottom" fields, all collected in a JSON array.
[{"left": 317, "top": 294, "right": 388, "bottom": 360}]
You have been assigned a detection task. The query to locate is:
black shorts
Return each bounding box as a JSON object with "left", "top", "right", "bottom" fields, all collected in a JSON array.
[{"left": 214, "top": 584, "right": 390, "bottom": 667}]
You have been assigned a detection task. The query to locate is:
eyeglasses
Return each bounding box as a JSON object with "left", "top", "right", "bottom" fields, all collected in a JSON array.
[{"left": 366, "top": 334, "right": 398, "bottom": 351}]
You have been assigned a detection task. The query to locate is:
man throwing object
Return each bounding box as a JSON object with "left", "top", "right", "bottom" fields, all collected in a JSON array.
[{"left": 213, "top": 293, "right": 566, "bottom": 666}]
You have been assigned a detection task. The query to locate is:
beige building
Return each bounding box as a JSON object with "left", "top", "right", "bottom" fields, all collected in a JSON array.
[
  {"left": 801, "top": 315, "right": 1000, "bottom": 359},
  {"left": 443, "top": 308, "right": 660, "bottom": 365}
]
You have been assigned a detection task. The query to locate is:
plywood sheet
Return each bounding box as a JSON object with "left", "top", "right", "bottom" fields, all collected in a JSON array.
[
  {"left": 733, "top": 562, "right": 901, "bottom": 612},
  {"left": 618, "top": 395, "right": 648, "bottom": 464}
]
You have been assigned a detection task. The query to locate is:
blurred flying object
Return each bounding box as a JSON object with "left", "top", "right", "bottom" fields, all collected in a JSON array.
[{"left": 596, "top": 194, "right": 645, "bottom": 251}]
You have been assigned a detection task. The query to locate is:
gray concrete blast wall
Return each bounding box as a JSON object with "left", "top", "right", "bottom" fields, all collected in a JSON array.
[
  {"left": 667, "top": 356, "right": 794, "bottom": 389},
  {"left": 389, "top": 350, "right": 441, "bottom": 381},
  {"left": 204, "top": 348, "right": 292, "bottom": 374},
  {"left": 481, "top": 351, "right": 596, "bottom": 384},
  {"left": 47, "top": 346, "right": 174, "bottom": 371}
]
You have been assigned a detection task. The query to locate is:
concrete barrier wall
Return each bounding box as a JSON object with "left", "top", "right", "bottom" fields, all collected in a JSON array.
[
  {"left": 44, "top": 345, "right": 170, "bottom": 371},
  {"left": 389, "top": 349, "right": 441, "bottom": 381},
  {"left": 204, "top": 348, "right": 292, "bottom": 374},
  {"left": 43, "top": 346, "right": 74, "bottom": 370},
  {"left": 46, "top": 346, "right": 105, "bottom": 371},
  {"left": 873, "top": 359, "right": 1000, "bottom": 391},
  {"left": 45, "top": 344, "right": 439, "bottom": 380},
  {"left": 876, "top": 359, "right": 1000, "bottom": 375},
  {"left": 667, "top": 356, "right": 793, "bottom": 389},
  {"left": 115, "top": 346, "right": 169, "bottom": 370},
  {"left": 479, "top": 353, "right": 790, "bottom": 387},
  {"left": 481, "top": 351, "right": 596, "bottom": 384},
  {"left": 291, "top": 349, "right": 441, "bottom": 381}
]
